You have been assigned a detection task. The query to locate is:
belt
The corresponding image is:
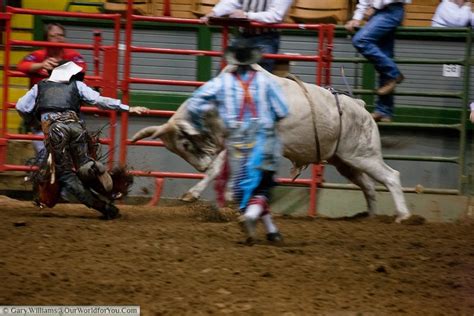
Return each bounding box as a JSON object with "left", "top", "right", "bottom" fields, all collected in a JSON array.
[
  {"left": 41, "top": 111, "right": 80, "bottom": 123},
  {"left": 239, "top": 28, "right": 279, "bottom": 37},
  {"left": 379, "top": 2, "right": 405, "bottom": 8}
]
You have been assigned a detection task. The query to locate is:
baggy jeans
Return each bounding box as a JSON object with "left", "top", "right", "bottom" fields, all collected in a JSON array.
[{"left": 352, "top": 3, "right": 405, "bottom": 118}]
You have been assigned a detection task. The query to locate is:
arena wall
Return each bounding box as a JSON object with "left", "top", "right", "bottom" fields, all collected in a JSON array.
[{"left": 13, "top": 19, "right": 474, "bottom": 221}]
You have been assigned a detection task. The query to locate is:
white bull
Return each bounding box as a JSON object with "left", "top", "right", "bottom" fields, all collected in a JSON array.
[{"left": 132, "top": 66, "right": 411, "bottom": 223}]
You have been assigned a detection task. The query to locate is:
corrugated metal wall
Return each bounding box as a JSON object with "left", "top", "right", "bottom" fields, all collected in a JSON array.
[
  {"left": 68, "top": 25, "right": 471, "bottom": 108},
  {"left": 280, "top": 36, "right": 468, "bottom": 108},
  {"left": 68, "top": 26, "right": 198, "bottom": 94},
  {"left": 65, "top": 25, "right": 472, "bottom": 198}
]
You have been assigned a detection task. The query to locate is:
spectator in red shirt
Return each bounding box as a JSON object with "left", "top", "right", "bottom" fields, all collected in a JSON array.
[
  {"left": 17, "top": 23, "right": 87, "bottom": 87},
  {"left": 17, "top": 23, "right": 87, "bottom": 154}
]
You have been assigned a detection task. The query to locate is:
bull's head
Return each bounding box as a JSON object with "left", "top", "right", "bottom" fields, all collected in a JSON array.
[{"left": 131, "top": 118, "right": 225, "bottom": 172}]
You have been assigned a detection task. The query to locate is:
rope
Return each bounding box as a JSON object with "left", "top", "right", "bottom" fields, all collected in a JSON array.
[
  {"left": 285, "top": 73, "right": 322, "bottom": 163},
  {"left": 284, "top": 73, "right": 345, "bottom": 161},
  {"left": 327, "top": 87, "right": 344, "bottom": 157}
]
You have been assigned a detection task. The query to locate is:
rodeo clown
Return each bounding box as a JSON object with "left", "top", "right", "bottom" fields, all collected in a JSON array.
[
  {"left": 16, "top": 61, "right": 148, "bottom": 220},
  {"left": 186, "top": 39, "right": 289, "bottom": 244}
]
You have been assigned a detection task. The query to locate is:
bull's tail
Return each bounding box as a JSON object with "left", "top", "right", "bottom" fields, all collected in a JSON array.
[
  {"left": 290, "top": 163, "right": 308, "bottom": 181},
  {"left": 340, "top": 66, "right": 354, "bottom": 98}
]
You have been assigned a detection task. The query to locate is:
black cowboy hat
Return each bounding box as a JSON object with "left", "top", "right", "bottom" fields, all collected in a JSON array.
[{"left": 224, "top": 38, "right": 262, "bottom": 65}]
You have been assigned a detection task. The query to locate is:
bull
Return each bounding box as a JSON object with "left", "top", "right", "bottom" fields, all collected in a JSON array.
[{"left": 132, "top": 66, "right": 411, "bottom": 223}]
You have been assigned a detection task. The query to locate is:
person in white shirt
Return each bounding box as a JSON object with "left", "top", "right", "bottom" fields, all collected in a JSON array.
[
  {"left": 345, "top": 0, "right": 411, "bottom": 122},
  {"left": 432, "top": 0, "right": 473, "bottom": 27},
  {"left": 201, "top": 0, "right": 293, "bottom": 72},
  {"left": 432, "top": 1, "right": 473, "bottom": 124}
]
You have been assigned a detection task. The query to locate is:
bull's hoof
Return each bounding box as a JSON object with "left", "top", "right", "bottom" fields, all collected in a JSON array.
[
  {"left": 180, "top": 192, "right": 199, "bottom": 203},
  {"left": 352, "top": 211, "right": 371, "bottom": 219},
  {"left": 395, "top": 213, "right": 411, "bottom": 224},
  {"left": 398, "top": 214, "right": 426, "bottom": 225}
]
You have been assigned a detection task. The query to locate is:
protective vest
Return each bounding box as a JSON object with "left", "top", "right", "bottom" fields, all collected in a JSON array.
[{"left": 35, "top": 80, "right": 81, "bottom": 116}]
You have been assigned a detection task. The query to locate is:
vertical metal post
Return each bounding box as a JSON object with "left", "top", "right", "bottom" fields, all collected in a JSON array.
[
  {"left": 163, "top": 0, "right": 171, "bottom": 17},
  {"left": 0, "top": 12, "right": 11, "bottom": 172},
  {"left": 120, "top": 0, "right": 134, "bottom": 166},
  {"left": 102, "top": 48, "right": 119, "bottom": 167},
  {"left": 113, "top": 14, "right": 121, "bottom": 51},
  {"left": 220, "top": 26, "right": 228, "bottom": 70},
  {"left": 308, "top": 166, "right": 319, "bottom": 217},
  {"left": 308, "top": 25, "right": 326, "bottom": 217},
  {"left": 316, "top": 25, "right": 323, "bottom": 86},
  {"left": 93, "top": 30, "right": 101, "bottom": 77},
  {"left": 106, "top": 15, "right": 121, "bottom": 167},
  {"left": 324, "top": 24, "right": 334, "bottom": 86},
  {"left": 459, "top": 27, "right": 472, "bottom": 194},
  {"left": 197, "top": 25, "right": 212, "bottom": 82},
  {"left": 1, "top": 11, "right": 10, "bottom": 138},
  {"left": 147, "top": 178, "right": 164, "bottom": 206}
]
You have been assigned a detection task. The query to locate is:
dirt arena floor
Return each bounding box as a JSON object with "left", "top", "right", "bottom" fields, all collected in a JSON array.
[{"left": 0, "top": 195, "right": 473, "bottom": 316}]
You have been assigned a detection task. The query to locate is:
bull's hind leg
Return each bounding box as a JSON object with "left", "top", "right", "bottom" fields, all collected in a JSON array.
[
  {"left": 341, "top": 157, "right": 411, "bottom": 223},
  {"left": 330, "top": 156, "right": 377, "bottom": 216}
]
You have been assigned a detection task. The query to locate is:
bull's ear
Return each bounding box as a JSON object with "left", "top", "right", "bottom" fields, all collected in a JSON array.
[
  {"left": 176, "top": 120, "right": 200, "bottom": 136},
  {"left": 130, "top": 124, "right": 171, "bottom": 142}
]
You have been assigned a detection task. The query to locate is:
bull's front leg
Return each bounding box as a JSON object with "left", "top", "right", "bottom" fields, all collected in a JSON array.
[
  {"left": 180, "top": 150, "right": 228, "bottom": 203},
  {"left": 181, "top": 176, "right": 212, "bottom": 202}
]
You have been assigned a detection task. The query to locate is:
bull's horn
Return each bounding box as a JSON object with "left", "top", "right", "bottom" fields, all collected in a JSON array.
[{"left": 131, "top": 124, "right": 171, "bottom": 142}]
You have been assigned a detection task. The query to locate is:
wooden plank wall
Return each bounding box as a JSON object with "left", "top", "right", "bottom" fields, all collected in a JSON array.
[
  {"left": 151, "top": 0, "right": 195, "bottom": 18},
  {"left": 289, "top": 0, "right": 350, "bottom": 24},
  {"left": 102, "top": 0, "right": 446, "bottom": 27},
  {"left": 403, "top": 0, "right": 440, "bottom": 27}
]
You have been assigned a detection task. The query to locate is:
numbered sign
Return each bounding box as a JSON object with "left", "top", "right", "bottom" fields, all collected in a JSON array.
[{"left": 443, "top": 64, "right": 461, "bottom": 78}]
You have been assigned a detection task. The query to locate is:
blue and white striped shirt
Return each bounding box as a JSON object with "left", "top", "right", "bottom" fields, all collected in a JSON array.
[
  {"left": 187, "top": 68, "right": 289, "bottom": 207},
  {"left": 187, "top": 69, "right": 288, "bottom": 131}
]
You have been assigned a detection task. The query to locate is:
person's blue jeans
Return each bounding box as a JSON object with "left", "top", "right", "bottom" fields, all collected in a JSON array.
[
  {"left": 237, "top": 31, "right": 280, "bottom": 72},
  {"left": 352, "top": 3, "right": 405, "bottom": 118}
]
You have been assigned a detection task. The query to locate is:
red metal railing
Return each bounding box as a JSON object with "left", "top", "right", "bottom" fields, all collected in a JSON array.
[
  {"left": 0, "top": 4, "right": 334, "bottom": 216},
  {"left": 1, "top": 7, "right": 122, "bottom": 172},
  {"left": 121, "top": 0, "right": 334, "bottom": 215}
]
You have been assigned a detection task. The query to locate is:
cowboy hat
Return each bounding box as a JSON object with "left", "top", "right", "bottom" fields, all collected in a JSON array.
[
  {"left": 224, "top": 38, "right": 262, "bottom": 65},
  {"left": 48, "top": 61, "right": 83, "bottom": 83}
]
